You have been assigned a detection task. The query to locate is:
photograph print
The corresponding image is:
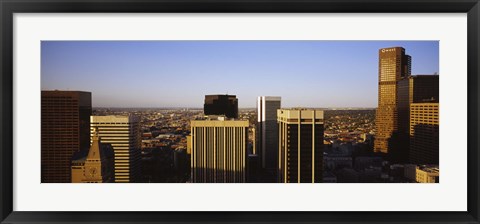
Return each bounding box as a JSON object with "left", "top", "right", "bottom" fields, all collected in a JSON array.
[{"left": 40, "top": 41, "right": 439, "bottom": 184}]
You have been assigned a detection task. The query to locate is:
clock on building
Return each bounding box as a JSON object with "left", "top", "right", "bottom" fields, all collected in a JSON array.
[{"left": 89, "top": 167, "right": 97, "bottom": 177}]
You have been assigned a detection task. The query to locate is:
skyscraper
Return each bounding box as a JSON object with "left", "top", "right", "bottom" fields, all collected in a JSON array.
[
  {"left": 204, "top": 94, "right": 238, "bottom": 119},
  {"left": 190, "top": 118, "right": 249, "bottom": 183},
  {"left": 397, "top": 75, "right": 439, "bottom": 135},
  {"left": 91, "top": 115, "right": 142, "bottom": 183},
  {"left": 409, "top": 102, "right": 439, "bottom": 165},
  {"left": 396, "top": 75, "right": 439, "bottom": 162},
  {"left": 277, "top": 109, "right": 324, "bottom": 183},
  {"left": 41, "top": 90, "right": 91, "bottom": 183},
  {"left": 374, "top": 47, "right": 411, "bottom": 154},
  {"left": 256, "top": 96, "right": 281, "bottom": 172}
]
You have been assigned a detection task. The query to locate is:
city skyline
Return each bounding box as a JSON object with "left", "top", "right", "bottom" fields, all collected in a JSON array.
[
  {"left": 41, "top": 41, "right": 439, "bottom": 108},
  {"left": 41, "top": 44, "right": 440, "bottom": 184}
]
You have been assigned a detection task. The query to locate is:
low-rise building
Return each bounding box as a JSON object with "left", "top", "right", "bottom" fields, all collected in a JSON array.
[{"left": 416, "top": 165, "right": 439, "bottom": 183}]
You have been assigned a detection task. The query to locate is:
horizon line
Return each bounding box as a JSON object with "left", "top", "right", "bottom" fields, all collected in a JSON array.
[{"left": 92, "top": 106, "right": 378, "bottom": 109}]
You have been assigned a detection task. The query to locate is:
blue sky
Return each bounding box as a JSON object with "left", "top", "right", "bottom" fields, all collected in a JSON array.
[{"left": 41, "top": 41, "right": 439, "bottom": 108}]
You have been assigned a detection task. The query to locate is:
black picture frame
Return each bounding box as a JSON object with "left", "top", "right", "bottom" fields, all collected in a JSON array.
[{"left": 1, "top": 0, "right": 479, "bottom": 223}]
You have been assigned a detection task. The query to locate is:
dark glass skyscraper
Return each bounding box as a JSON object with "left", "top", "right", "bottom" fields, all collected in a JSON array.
[
  {"left": 398, "top": 75, "right": 439, "bottom": 133},
  {"left": 398, "top": 75, "right": 439, "bottom": 135},
  {"left": 41, "top": 90, "right": 92, "bottom": 183},
  {"left": 204, "top": 95, "right": 238, "bottom": 119},
  {"left": 374, "top": 47, "right": 411, "bottom": 154},
  {"left": 394, "top": 75, "right": 439, "bottom": 162},
  {"left": 256, "top": 96, "right": 281, "bottom": 173},
  {"left": 397, "top": 74, "right": 439, "bottom": 165}
]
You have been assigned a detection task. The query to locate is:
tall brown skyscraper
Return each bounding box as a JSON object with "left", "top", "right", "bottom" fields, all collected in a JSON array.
[
  {"left": 277, "top": 109, "right": 324, "bottom": 183},
  {"left": 41, "top": 90, "right": 92, "bottom": 183},
  {"left": 374, "top": 47, "right": 411, "bottom": 154}
]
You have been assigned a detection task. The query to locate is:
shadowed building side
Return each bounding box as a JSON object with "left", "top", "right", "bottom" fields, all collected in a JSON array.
[
  {"left": 277, "top": 109, "right": 324, "bottom": 183},
  {"left": 397, "top": 75, "right": 439, "bottom": 136},
  {"left": 394, "top": 74, "right": 439, "bottom": 163},
  {"left": 204, "top": 94, "right": 238, "bottom": 119},
  {"left": 41, "top": 90, "right": 92, "bottom": 183},
  {"left": 256, "top": 96, "right": 281, "bottom": 182}
]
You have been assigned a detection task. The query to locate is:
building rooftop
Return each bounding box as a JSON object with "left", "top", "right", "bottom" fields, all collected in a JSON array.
[
  {"left": 417, "top": 165, "right": 439, "bottom": 173},
  {"left": 91, "top": 114, "right": 140, "bottom": 122},
  {"left": 258, "top": 96, "right": 281, "bottom": 101},
  {"left": 71, "top": 150, "right": 88, "bottom": 163},
  {"left": 190, "top": 119, "right": 249, "bottom": 127}
]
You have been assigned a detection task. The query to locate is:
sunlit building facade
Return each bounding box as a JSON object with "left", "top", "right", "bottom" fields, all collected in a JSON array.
[
  {"left": 416, "top": 165, "right": 439, "bottom": 183},
  {"left": 277, "top": 109, "right": 324, "bottom": 183},
  {"left": 71, "top": 129, "right": 114, "bottom": 183},
  {"left": 409, "top": 103, "right": 439, "bottom": 165},
  {"left": 374, "top": 47, "right": 411, "bottom": 154},
  {"left": 190, "top": 118, "right": 249, "bottom": 183},
  {"left": 91, "top": 115, "right": 141, "bottom": 183}
]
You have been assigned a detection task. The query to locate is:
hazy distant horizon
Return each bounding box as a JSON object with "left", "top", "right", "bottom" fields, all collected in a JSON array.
[
  {"left": 41, "top": 41, "right": 439, "bottom": 108},
  {"left": 91, "top": 106, "right": 377, "bottom": 109}
]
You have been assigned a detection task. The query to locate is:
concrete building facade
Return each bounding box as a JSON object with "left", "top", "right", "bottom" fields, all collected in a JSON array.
[
  {"left": 416, "top": 165, "right": 439, "bottom": 183},
  {"left": 409, "top": 103, "right": 439, "bottom": 164},
  {"left": 90, "top": 115, "right": 141, "bottom": 183},
  {"left": 71, "top": 129, "right": 114, "bottom": 183},
  {"left": 190, "top": 118, "right": 249, "bottom": 183}
]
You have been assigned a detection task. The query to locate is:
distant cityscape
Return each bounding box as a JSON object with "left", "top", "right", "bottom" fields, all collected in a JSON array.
[{"left": 41, "top": 45, "right": 439, "bottom": 183}]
